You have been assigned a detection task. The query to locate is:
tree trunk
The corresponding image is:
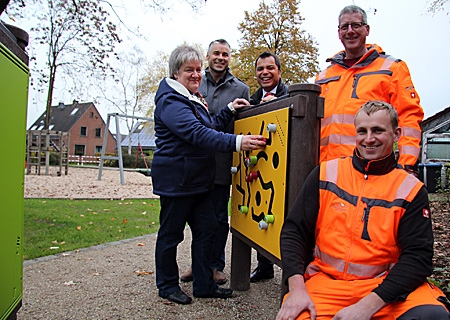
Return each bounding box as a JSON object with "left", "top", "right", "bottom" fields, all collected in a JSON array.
[{"left": 44, "top": 64, "right": 56, "bottom": 130}]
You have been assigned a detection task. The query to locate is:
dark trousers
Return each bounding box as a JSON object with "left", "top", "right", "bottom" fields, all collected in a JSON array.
[
  {"left": 210, "top": 184, "right": 230, "bottom": 272},
  {"left": 155, "top": 192, "right": 218, "bottom": 297},
  {"left": 397, "top": 305, "right": 450, "bottom": 319},
  {"left": 257, "top": 252, "right": 274, "bottom": 271}
]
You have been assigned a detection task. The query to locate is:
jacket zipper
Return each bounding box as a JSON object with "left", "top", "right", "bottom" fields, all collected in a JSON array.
[
  {"left": 343, "top": 173, "right": 367, "bottom": 278},
  {"left": 361, "top": 203, "right": 371, "bottom": 241}
]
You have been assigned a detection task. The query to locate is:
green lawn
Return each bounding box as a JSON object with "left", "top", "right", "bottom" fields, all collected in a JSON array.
[{"left": 24, "top": 198, "right": 160, "bottom": 260}]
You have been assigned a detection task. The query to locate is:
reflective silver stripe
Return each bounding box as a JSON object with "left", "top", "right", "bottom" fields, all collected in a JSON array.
[
  {"left": 325, "top": 159, "right": 339, "bottom": 183},
  {"left": 322, "top": 134, "right": 356, "bottom": 146},
  {"left": 305, "top": 263, "right": 321, "bottom": 276},
  {"left": 401, "top": 126, "right": 422, "bottom": 140},
  {"left": 320, "top": 134, "right": 356, "bottom": 147},
  {"left": 379, "top": 56, "right": 395, "bottom": 70},
  {"left": 347, "top": 261, "right": 394, "bottom": 278},
  {"left": 314, "top": 245, "right": 395, "bottom": 278},
  {"left": 395, "top": 173, "right": 421, "bottom": 199},
  {"left": 314, "top": 245, "right": 345, "bottom": 272},
  {"left": 316, "top": 69, "right": 327, "bottom": 81},
  {"left": 320, "top": 136, "right": 329, "bottom": 147},
  {"left": 398, "top": 145, "right": 420, "bottom": 159},
  {"left": 322, "top": 114, "right": 356, "bottom": 127}
]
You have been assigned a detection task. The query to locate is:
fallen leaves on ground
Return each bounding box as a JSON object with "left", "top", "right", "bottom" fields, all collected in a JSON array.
[
  {"left": 430, "top": 196, "right": 450, "bottom": 299},
  {"left": 135, "top": 270, "right": 154, "bottom": 276}
]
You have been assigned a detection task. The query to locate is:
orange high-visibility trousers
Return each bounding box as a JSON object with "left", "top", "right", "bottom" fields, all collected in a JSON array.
[{"left": 283, "top": 272, "right": 447, "bottom": 320}]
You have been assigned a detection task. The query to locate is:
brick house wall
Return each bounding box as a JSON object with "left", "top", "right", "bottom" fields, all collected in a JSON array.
[{"left": 68, "top": 104, "right": 116, "bottom": 156}]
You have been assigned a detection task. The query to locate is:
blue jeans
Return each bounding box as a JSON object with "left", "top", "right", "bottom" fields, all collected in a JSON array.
[
  {"left": 155, "top": 192, "right": 218, "bottom": 297},
  {"left": 210, "top": 184, "right": 230, "bottom": 272}
]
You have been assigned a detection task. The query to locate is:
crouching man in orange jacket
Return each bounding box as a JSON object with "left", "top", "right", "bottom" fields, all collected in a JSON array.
[{"left": 277, "top": 101, "right": 450, "bottom": 320}]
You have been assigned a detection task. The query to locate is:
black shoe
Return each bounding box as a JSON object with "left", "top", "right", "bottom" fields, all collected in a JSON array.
[
  {"left": 164, "top": 290, "right": 192, "bottom": 305},
  {"left": 195, "top": 287, "right": 233, "bottom": 299},
  {"left": 250, "top": 267, "right": 274, "bottom": 283}
]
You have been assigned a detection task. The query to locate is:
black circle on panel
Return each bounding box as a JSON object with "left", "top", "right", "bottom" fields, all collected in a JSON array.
[
  {"left": 272, "top": 152, "right": 280, "bottom": 169},
  {"left": 255, "top": 191, "right": 261, "bottom": 206}
]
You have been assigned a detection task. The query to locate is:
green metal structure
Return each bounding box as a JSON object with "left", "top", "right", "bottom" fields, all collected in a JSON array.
[{"left": 0, "top": 19, "right": 29, "bottom": 320}]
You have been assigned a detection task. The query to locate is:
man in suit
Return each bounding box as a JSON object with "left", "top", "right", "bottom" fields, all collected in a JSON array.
[{"left": 250, "top": 51, "right": 289, "bottom": 282}]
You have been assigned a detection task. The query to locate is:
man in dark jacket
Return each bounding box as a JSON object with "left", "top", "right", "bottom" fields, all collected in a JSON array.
[
  {"left": 250, "top": 51, "right": 288, "bottom": 106},
  {"left": 180, "top": 39, "right": 250, "bottom": 285},
  {"left": 250, "top": 51, "right": 289, "bottom": 283}
]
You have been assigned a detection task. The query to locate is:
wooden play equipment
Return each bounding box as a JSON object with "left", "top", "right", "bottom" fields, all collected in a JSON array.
[
  {"left": 26, "top": 130, "right": 70, "bottom": 176},
  {"left": 229, "top": 84, "right": 323, "bottom": 295}
]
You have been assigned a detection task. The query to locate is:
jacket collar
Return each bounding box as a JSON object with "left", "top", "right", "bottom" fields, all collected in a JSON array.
[
  {"left": 327, "top": 44, "right": 384, "bottom": 68},
  {"left": 263, "top": 86, "right": 277, "bottom": 97},
  {"left": 165, "top": 78, "right": 208, "bottom": 110},
  {"left": 201, "top": 68, "right": 236, "bottom": 99},
  {"left": 275, "top": 79, "right": 288, "bottom": 96},
  {"left": 260, "top": 78, "right": 287, "bottom": 97},
  {"left": 352, "top": 149, "right": 397, "bottom": 176},
  {"left": 204, "top": 67, "right": 233, "bottom": 85}
]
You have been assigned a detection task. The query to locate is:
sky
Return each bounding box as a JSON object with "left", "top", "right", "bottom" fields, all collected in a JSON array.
[{"left": 2, "top": 0, "right": 449, "bottom": 129}]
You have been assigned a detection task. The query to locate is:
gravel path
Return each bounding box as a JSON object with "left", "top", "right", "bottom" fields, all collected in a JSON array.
[
  {"left": 18, "top": 231, "right": 282, "bottom": 320},
  {"left": 18, "top": 166, "right": 282, "bottom": 319}
]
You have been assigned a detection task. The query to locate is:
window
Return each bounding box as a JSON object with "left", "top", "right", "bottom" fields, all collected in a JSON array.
[
  {"left": 80, "top": 126, "right": 87, "bottom": 136},
  {"left": 95, "top": 146, "right": 102, "bottom": 154},
  {"left": 70, "top": 108, "right": 79, "bottom": 115},
  {"left": 90, "top": 112, "right": 94, "bottom": 118},
  {"left": 95, "top": 128, "right": 101, "bottom": 138},
  {"left": 74, "top": 144, "right": 85, "bottom": 156}
]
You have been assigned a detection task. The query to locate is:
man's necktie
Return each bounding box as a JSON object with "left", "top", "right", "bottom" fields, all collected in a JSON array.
[{"left": 261, "top": 92, "right": 275, "bottom": 103}]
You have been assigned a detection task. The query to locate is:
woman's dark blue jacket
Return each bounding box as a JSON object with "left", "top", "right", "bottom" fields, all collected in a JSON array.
[{"left": 151, "top": 78, "right": 240, "bottom": 197}]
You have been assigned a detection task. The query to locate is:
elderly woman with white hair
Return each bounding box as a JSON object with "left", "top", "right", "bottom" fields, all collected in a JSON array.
[{"left": 152, "top": 44, "right": 265, "bottom": 305}]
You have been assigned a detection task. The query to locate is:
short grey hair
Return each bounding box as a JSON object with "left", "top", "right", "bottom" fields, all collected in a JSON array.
[
  {"left": 207, "top": 39, "right": 231, "bottom": 55},
  {"left": 356, "top": 100, "right": 398, "bottom": 129},
  {"left": 168, "top": 45, "right": 203, "bottom": 79},
  {"left": 339, "top": 5, "right": 368, "bottom": 25}
]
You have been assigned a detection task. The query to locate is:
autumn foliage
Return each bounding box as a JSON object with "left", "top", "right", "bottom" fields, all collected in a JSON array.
[{"left": 231, "top": 0, "right": 320, "bottom": 94}]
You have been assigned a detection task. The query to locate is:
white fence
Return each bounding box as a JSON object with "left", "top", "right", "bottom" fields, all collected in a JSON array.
[{"left": 68, "top": 155, "right": 100, "bottom": 165}]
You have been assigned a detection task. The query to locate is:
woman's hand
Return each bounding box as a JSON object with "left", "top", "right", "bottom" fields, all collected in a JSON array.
[
  {"left": 241, "top": 135, "right": 266, "bottom": 151},
  {"left": 231, "top": 98, "right": 250, "bottom": 110}
]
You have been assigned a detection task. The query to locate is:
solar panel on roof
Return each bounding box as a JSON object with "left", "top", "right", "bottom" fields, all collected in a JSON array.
[{"left": 121, "top": 121, "right": 156, "bottom": 148}]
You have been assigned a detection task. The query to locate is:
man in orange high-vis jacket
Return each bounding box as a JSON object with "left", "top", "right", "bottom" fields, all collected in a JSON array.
[
  {"left": 276, "top": 101, "right": 449, "bottom": 320},
  {"left": 315, "top": 5, "right": 423, "bottom": 174}
]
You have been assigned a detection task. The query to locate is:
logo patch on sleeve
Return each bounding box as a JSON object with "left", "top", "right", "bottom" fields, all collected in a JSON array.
[{"left": 422, "top": 208, "right": 430, "bottom": 218}]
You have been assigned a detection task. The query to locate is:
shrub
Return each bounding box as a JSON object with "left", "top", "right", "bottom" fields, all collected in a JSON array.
[
  {"left": 49, "top": 152, "right": 60, "bottom": 165},
  {"left": 103, "top": 154, "right": 151, "bottom": 169}
]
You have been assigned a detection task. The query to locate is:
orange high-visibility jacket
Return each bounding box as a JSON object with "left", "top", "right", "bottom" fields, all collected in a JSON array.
[
  {"left": 305, "top": 156, "right": 424, "bottom": 281},
  {"left": 315, "top": 44, "right": 423, "bottom": 169}
]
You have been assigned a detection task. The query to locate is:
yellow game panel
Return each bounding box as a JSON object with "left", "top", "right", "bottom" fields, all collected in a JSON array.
[{"left": 231, "top": 107, "right": 290, "bottom": 259}]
